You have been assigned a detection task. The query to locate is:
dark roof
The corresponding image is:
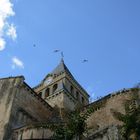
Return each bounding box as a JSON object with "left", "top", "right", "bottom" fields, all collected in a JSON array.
[
  {"left": 33, "top": 59, "right": 73, "bottom": 89},
  {"left": 51, "top": 58, "right": 72, "bottom": 76},
  {"left": 51, "top": 59, "right": 89, "bottom": 97}
]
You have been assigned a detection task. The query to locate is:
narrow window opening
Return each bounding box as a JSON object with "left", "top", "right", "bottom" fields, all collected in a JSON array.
[
  {"left": 70, "top": 86, "right": 74, "bottom": 94},
  {"left": 38, "top": 92, "right": 42, "bottom": 97},
  {"left": 82, "top": 97, "right": 85, "bottom": 104},
  {"left": 76, "top": 91, "right": 79, "bottom": 99},
  {"left": 45, "top": 88, "right": 50, "bottom": 97},
  {"left": 53, "top": 84, "right": 58, "bottom": 93}
]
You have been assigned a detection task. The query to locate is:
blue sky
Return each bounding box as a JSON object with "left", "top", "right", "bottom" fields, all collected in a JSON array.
[{"left": 0, "top": 0, "right": 140, "bottom": 100}]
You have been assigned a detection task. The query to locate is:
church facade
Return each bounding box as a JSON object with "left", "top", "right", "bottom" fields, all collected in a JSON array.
[{"left": 0, "top": 60, "right": 139, "bottom": 140}]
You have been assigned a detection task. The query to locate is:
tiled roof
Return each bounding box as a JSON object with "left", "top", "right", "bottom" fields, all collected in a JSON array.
[{"left": 51, "top": 58, "right": 73, "bottom": 76}]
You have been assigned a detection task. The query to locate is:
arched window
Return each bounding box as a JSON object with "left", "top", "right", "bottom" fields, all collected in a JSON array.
[
  {"left": 70, "top": 86, "right": 74, "bottom": 94},
  {"left": 38, "top": 92, "right": 42, "bottom": 97},
  {"left": 45, "top": 88, "right": 50, "bottom": 97},
  {"left": 82, "top": 97, "right": 85, "bottom": 104},
  {"left": 76, "top": 91, "right": 79, "bottom": 99},
  {"left": 53, "top": 84, "right": 58, "bottom": 93}
]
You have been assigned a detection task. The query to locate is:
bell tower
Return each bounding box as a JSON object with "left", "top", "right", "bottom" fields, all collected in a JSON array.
[{"left": 34, "top": 59, "right": 89, "bottom": 110}]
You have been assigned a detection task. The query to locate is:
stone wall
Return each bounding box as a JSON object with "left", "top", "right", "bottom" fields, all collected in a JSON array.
[
  {"left": 13, "top": 126, "right": 53, "bottom": 140},
  {"left": 0, "top": 76, "right": 53, "bottom": 140},
  {"left": 45, "top": 90, "right": 76, "bottom": 110},
  {"left": 87, "top": 125, "right": 121, "bottom": 140},
  {"left": 86, "top": 89, "right": 139, "bottom": 137},
  {"left": 65, "top": 76, "right": 89, "bottom": 105},
  {"left": 0, "top": 77, "right": 23, "bottom": 140},
  {"left": 63, "top": 91, "right": 76, "bottom": 110},
  {"left": 34, "top": 72, "right": 65, "bottom": 94},
  {"left": 45, "top": 91, "right": 64, "bottom": 108}
]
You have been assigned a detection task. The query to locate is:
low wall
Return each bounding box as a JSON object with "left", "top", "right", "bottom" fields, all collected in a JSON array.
[{"left": 13, "top": 125, "right": 53, "bottom": 140}]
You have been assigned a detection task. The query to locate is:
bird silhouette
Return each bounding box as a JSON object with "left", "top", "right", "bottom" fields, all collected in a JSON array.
[
  {"left": 82, "top": 59, "right": 88, "bottom": 63},
  {"left": 53, "top": 50, "right": 60, "bottom": 53}
]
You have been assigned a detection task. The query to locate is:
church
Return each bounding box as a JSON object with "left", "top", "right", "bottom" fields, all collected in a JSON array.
[
  {"left": 34, "top": 58, "right": 89, "bottom": 110},
  {"left": 0, "top": 59, "right": 139, "bottom": 140}
]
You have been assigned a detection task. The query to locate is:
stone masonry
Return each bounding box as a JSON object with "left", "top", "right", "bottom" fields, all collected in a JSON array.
[
  {"left": 0, "top": 76, "right": 53, "bottom": 140},
  {"left": 0, "top": 60, "right": 139, "bottom": 140}
]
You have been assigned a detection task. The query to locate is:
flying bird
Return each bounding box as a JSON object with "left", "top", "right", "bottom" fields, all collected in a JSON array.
[
  {"left": 82, "top": 59, "right": 88, "bottom": 63},
  {"left": 53, "top": 50, "right": 60, "bottom": 53}
]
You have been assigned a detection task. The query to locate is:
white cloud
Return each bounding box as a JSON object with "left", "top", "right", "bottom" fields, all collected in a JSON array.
[
  {"left": 12, "top": 56, "right": 24, "bottom": 69},
  {"left": 0, "top": 38, "right": 6, "bottom": 50},
  {"left": 6, "top": 24, "right": 17, "bottom": 40},
  {"left": 0, "top": 0, "right": 16, "bottom": 51}
]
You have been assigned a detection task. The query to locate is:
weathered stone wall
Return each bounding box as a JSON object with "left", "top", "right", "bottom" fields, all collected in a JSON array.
[
  {"left": 65, "top": 76, "right": 89, "bottom": 105},
  {"left": 46, "top": 91, "right": 76, "bottom": 110},
  {"left": 1, "top": 75, "right": 138, "bottom": 140},
  {"left": 63, "top": 91, "right": 76, "bottom": 110},
  {"left": 0, "top": 77, "right": 23, "bottom": 140},
  {"left": 86, "top": 89, "right": 139, "bottom": 137},
  {"left": 34, "top": 73, "right": 65, "bottom": 94},
  {"left": 12, "top": 82, "right": 53, "bottom": 123},
  {"left": 87, "top": 125, "right": 121, "bottom": 140},
  {"left": 45, "top": 91, "right": 64, "bottom": 108},
  {"left": 13, "top": 126, "right": 53, "bottom": 140},
  {"left": 0, "top": 76, "right": 53, "bottom": 140}
]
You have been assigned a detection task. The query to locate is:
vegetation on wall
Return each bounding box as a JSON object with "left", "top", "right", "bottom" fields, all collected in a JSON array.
[
  {"left": 111, "top": 88, "right": 140, "bottom": 140},
  {"left": 31, "top": 106, "right": 95, "bottom": 140},
  {"left": 53, "top": 106, "right": 95, "bottom": 140}
]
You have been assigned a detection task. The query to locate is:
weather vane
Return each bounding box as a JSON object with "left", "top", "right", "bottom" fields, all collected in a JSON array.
[
  {"left": 61, "top": 51, "right": 64, "bottom": 59},
  {"left": 53, "top": 49, "right": 64, "bottom": 59}
]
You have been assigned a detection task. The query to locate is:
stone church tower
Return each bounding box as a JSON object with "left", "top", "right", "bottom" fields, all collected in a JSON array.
[{"left": 34, "top": 59, "right": 89, "bottom": 110}]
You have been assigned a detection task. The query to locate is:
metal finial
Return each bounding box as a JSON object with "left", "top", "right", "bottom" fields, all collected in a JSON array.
[{"left": 61, "top": 51, "right": 64, "bottom": 59}]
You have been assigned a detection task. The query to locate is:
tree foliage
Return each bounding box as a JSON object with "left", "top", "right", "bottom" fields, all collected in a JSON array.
[
  {"left": 111, "top": 88, "right": 140, "bottom": 140},
  {"left": 30, "top": 106, "right": 95, "bottom": 140},
  {"left": 52, "top": 106, "right": 95, "bottom": 140}
]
